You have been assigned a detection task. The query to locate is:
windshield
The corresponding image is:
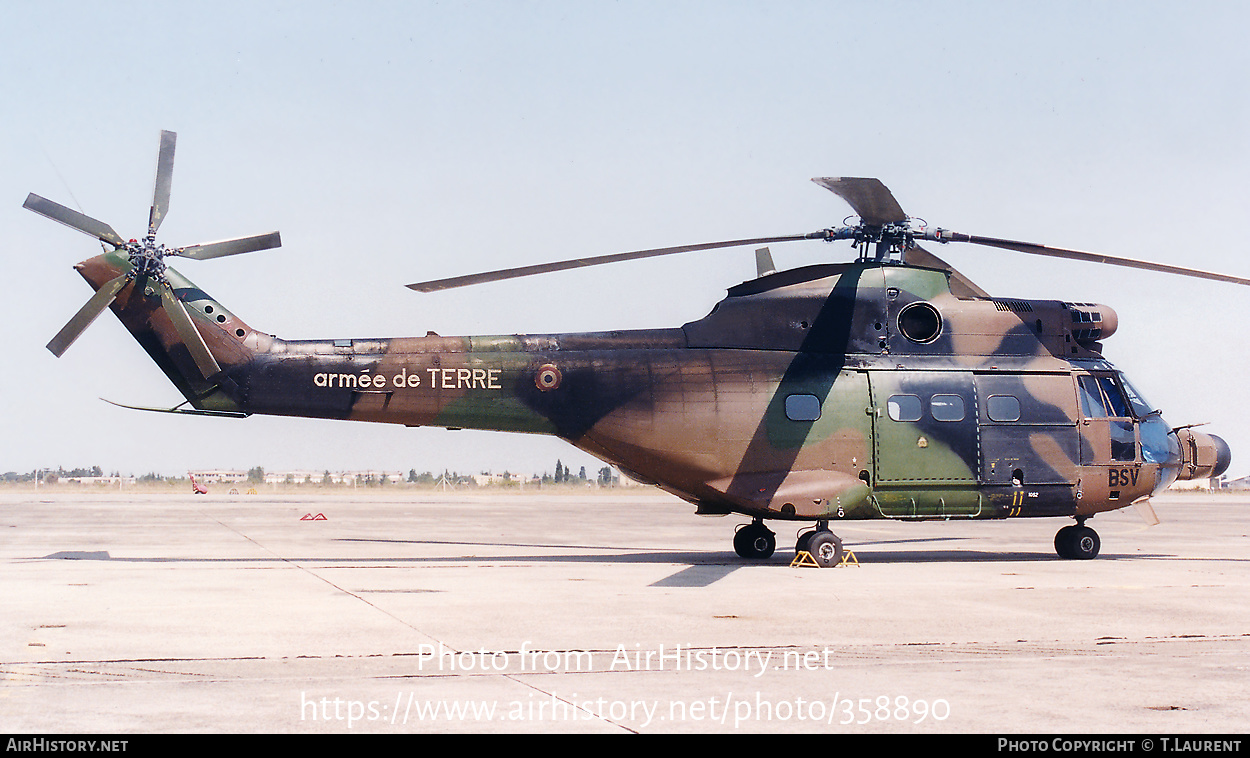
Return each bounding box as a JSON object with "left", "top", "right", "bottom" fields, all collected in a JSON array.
[{"left": 1117, "top": 372, "right": 1157, "bottom": 418}]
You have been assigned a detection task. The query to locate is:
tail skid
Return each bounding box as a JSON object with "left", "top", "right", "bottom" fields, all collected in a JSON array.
[{"left": 101, "top": 397, "right": 250, "bottom": 419}]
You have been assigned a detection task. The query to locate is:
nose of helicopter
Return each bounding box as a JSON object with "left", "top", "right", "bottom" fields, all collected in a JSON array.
[
  {"left": 1173, "top": 428, "right": 1232, "bottom": 481},
  {"left": 1211, "top": 434, "right": 1232, "bottom": 478}
]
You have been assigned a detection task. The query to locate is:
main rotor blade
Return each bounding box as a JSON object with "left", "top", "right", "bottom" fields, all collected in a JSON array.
[
  {"left": 46, "top": 274, "right": 130, "bottom": 357},
  {"left": 812, "top": 177, "right": 908, "bottom": 226},
  {"left": 407, "top": 234, "right": 817, "bottom": 293},
  {"left": 24, "top": 193, "right": 125, "bottom": 247},
  {"left": 931, "top": 231, "right": 1250, "bottom": 287},
  {"left": 172, "top": 231, "right": 282, "bottom": 260},
  {"left": 148, "top": 130, "right": 176, "bottom": 235},
  {"left": 160, "top": 285, "right": 222, "bottom": 379}
]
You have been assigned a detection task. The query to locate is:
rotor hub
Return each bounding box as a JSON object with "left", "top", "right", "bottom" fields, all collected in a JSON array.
[
  {"left": 125, "top": 236, "right": 170, "bottom": 281},
  {"left": 818, "top": 219, "right": 928, "bottom": 263}
]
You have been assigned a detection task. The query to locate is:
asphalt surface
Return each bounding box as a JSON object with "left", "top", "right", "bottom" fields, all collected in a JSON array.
[{"left": 1, "top": 488, "right": 1247, "bottom": 734}]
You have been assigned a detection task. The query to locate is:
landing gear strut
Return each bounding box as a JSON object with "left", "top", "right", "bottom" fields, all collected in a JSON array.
[
  {"left": 1055, "top": 518, "right": 1100, "bottom": 560},
  {"left": 733, "top": 519, "right": 776, "bottom": 559}
]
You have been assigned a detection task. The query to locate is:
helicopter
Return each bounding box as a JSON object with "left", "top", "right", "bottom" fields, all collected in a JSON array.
[{"left": 27, "top": 131, "right": 1239, "bottom": 567}]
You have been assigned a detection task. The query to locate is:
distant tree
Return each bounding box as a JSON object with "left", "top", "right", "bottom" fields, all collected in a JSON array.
[
  {"left": 578, "top": 466, "right": 587, "bottom": 482},
  {"left": 408, "top": 468, "right": 418, "bottom": 483},
  {"left": 598, "top": 466, "right": 613, "bottom": 485},
  {"left": 555, "top": 460, "right": 565, "bottom": 483},
  {"left": 247, "top": 466, "right": 265, "bottom": 484}
]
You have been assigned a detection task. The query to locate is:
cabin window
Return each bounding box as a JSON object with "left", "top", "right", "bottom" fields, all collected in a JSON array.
[
  {"left": 987, "top": 395, "right": 1021, "bottom": 422},
  {"left": 785, "top": 394, "right": 821, "bottom": 422},
  {"left": 930, "top": 394, "right": 965, "bottom": 422},
  {"left": 887, "top": 394, "right": 923, "bottom": 422}
]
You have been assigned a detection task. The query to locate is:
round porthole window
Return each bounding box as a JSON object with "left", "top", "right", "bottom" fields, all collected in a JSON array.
[{"left": 897, "top": 302, "right": 942, "bottom": 344}]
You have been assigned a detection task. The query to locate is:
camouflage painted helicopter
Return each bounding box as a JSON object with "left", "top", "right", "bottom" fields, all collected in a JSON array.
[{"left": 28, "top": 131, "right": 1239, "bottom": 567}]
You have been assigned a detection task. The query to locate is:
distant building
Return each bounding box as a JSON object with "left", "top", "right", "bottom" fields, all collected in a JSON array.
[
  {"left": 261, "top": 470, "right": 404, "bottom": 485},
  {"left": 188, "top": 470, "right": 247, "bottom": 484},
  {"left": 472, "top": 472, "right": 510, "bottom": 486},
  {"left": 57, "top": 476, "right": 136, "bottom": 485},
  {"left": 1219, "top": 474, "right": 1250, "bottom": 490}
]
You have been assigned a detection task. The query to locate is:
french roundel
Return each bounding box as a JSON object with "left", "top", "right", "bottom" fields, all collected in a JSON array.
[{"left": 535, "top": 364, "right": 562, "bottom": 391}]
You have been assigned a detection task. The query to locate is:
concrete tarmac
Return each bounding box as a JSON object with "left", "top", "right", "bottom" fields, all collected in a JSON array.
[{"left": 1, "top": 488, "right": 1247, "bottom": 734}]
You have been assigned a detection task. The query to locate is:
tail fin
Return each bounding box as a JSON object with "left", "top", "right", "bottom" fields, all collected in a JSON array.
[{"left": 74, "top": 250, "right": 259, "bottom": 414}]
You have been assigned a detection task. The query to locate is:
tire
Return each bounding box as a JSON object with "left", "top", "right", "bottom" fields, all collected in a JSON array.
[
  {"left": 1071, "top": 526, "right": 1100, "bottom": 559},
  {"left": 1054, "top": 525, "right": 1076, "bottom": 559},
  {"left": 1055, "top": 524, "right": 1100, "bottom": 560},
  {"left": 807, "top": 532, "right": 844, "bottom": 568},
  {"left": 733, "top": 523, "right": 776, "bottom": 559}
]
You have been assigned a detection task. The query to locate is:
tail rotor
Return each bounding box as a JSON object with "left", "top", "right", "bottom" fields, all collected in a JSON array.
[{"left": 27, "top": 130, "right": 282, "bottom": 377}]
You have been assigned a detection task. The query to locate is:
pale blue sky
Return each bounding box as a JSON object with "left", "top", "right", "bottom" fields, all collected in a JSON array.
[{"left": 4, "top": 1, "right": 1249, "bottom": 478}]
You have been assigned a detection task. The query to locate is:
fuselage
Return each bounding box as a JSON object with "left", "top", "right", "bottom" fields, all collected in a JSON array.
[{"left": 74, "top": 250, "right": 1229, "bottom": 524}]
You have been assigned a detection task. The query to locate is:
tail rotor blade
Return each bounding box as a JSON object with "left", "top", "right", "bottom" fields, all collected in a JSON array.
[
  {"left": 46, "top": 274, "right": 130, "bottom": 356},
  {"left": 148, "top": 130, "right": 177, "bottom": 235},
  {"left": 24, "top": 193, "right": 126, "bottom": 247},
  {"left": 160, "top": 285, "right": 221, "bottom": 379},
  {"left": 173, "top": 231, "right": 282, "bottom": 260}
]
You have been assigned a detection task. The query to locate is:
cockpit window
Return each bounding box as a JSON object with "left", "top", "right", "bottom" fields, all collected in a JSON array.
[
  {"left": 1117, "top": 373, "right": 1156, "bottom": 418},
  {"left": 1078, "top": 374, "right": 1131, "bottom": 419},
  {"left": 1097, "top": 376, "right": 1130, "bottom": 418},
  {"left": 1078, "top": 375, "right": 1107, "bottom": 418}
]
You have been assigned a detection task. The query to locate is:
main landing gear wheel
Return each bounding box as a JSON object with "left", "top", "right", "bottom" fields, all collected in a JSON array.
[
  {"left": 1055, "top": 522, "right": 1100, "bottom": 560},
  {"left": 734, "top": 520, "right": 776, "bottom": 559}
]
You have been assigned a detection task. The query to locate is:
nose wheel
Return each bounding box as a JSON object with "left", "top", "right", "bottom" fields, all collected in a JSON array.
[
  {"left": 1055, "top": 520, "right": 1100, "bottom": 560},
  {"left": 798, "top": 520, "right": 843, "bottom": 567}
]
